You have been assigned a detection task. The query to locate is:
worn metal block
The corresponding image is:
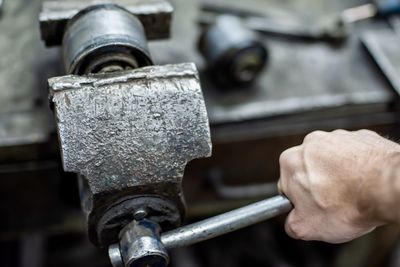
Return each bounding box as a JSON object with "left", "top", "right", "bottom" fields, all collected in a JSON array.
[
  {"left": 48, "top": 63, "right": 212, "bottom": 245},
  {"left": 40, "top": 0, "right": 173, "bottom": 46}
]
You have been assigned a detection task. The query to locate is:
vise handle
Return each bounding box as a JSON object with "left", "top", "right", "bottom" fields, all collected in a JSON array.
[{"left": 161, "top": 195, "right": 293, "bottom": 249}]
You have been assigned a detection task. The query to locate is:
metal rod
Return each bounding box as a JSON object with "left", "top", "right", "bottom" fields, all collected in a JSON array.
[{"left": 161, "top": 195, "right": 292, "bottom": 249}]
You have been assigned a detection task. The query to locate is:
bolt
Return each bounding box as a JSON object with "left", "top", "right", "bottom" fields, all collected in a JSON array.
[{"left": 133, "top": 209, "right": 148, "bottom": 221}]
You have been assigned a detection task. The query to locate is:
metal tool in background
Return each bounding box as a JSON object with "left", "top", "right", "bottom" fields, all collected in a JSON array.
[
  {"left": 341, "top": 0, "right": 400, "bottom": 23},
  {"left": 40, "top": 1, "right": 213, "bottom": 267},
  {"left": 199, "top": 0, "right": 400, "bottom": 42},
  {"left": 109, "top": 195, "right": 293, "bottom": 266},
  {"left": 198, "top": 15, "right": 268, "bottom": 86},
  {"left": 198, "top": 3, "right": 348, "bottom": 42}
]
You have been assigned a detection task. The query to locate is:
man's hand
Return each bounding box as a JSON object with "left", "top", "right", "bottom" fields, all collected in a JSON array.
[{"left": 278, "top": 129, "right": 400, "bottom": 243}]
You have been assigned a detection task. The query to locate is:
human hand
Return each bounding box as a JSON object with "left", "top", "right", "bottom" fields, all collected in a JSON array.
[{"left": 278, "top": 129, "right": 400, "bottom": 243}]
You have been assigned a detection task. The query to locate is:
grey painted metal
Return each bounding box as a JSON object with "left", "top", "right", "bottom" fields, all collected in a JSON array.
[
  {"left": 40, "top": 0, "right": 173, "bottom": 47},
  {"left": 361, "top": 29, "right": 400, "bottom": 96},
  {"left": 48, "top": 63, "right": 212, "bottom": 246},
  {"left": 161, "top": 195, "right": 292, "bottom": 249},
  {"left": 62, "top": 5, "right": 152, "bottom": 74},
  {"left": 389, "top": 16, "right": 400, "bottom": 36},
  {"left": 96, "top": 196, "right": 182, "bottom": 247}
]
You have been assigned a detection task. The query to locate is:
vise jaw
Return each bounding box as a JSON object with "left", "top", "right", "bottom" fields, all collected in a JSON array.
[{"left": 48, "top": 63, "right": 212, "bottom": 247}]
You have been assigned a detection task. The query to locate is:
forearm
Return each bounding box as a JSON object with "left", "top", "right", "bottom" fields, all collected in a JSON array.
[{"left": 359, "top": 152, "right": 400, "bottom": 225}]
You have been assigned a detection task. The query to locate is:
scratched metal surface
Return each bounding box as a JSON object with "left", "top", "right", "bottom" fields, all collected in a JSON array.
[{"left": 49, "top": 63, "right": 211, "bottom": 195}]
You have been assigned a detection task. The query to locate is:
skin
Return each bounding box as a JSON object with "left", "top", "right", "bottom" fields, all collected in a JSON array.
[{"left": 278, "top": 129, "right": 400, "bottom": 243}]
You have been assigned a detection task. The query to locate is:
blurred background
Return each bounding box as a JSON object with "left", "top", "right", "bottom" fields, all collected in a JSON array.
[{"left": 0, "top": 0, "right": 399, "bottom": 266}]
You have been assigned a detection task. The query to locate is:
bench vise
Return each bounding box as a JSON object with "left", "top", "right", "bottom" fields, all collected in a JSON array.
[{"left": 40, "top": 1, "right": 212, "bottom": 266}]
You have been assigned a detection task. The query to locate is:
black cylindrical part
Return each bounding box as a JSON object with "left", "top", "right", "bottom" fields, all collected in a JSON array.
[
  {"left": 199, "top": 15, "right": 268, "bottom": 85},
  {"left": 62, "top": 5, "right": 153, "bottom": 75}
]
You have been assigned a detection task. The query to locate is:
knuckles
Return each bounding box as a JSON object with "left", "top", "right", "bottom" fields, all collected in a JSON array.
[
  {"left": 303, "top": 130, "right": 328, "bottom": 143},
  {"left": 279, "top": 147, "right": 303, "bottom": 171},
  {"left": 285, "top": 213, "right": 311, "bottom": 241}
]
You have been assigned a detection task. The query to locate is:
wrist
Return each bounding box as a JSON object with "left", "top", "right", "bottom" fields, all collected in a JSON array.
[
  {"left": 379, "top": 152, "right": 400, "bottom": 223},
  {"left": 358, "top": 150, "right": 400, "bottom": 225}
]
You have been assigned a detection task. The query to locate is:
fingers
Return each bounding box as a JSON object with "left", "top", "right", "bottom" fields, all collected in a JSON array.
[
  {"left": 284, "top": 210, "right": 311, "bottom": 241},
  {"left": 278, "top": 129, "right": 385, "bottom": 243},
  {"left": 278, "top": 145, "right": 303, "bottom": 200}
]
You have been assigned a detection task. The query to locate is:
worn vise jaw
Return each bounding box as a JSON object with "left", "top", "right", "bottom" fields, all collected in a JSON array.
[{"left": 48, "top": 63, "right": 212, "bottom": 247}]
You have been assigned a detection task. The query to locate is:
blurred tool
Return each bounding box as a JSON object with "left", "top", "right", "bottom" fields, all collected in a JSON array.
[
  {"left": 199, "top": 3, "right": 348, "bottom": 41},
  {"left": 341, "top": 0, "right": 400, "bottom": 23},
  {"left": 199, "top": 7, "right": 347, "bottom": 41},
  {"left": 199, "top": 1, "right": 400, "bottom": 42},
  {"left": 198, "top": 15, "right": 268, "bottom": 85},
  {"left": 361, "top": 29, "right": 400, "bottom": 96},
  {"left": 0, "top": 0, "right": 3, "bottom": 13},
  {"left": 109, "top": 195, "right": 293, "bottom": 266}
]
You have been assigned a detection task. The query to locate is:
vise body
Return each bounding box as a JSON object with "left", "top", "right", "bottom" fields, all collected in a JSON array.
[{"left": 40, "top": 1, "right": 212, "bottom": 266}]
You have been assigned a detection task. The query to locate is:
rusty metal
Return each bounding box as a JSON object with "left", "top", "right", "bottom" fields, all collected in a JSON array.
[{"left": 40, "top": 0, "right": 173, "bottom": 47}]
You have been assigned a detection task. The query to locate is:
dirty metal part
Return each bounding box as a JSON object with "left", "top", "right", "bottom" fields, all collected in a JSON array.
[
  {"left": 109, "top": 195, "right": 292, "bottom": 266},
  {"left": 161, "top": 195, "right": 292, "bottom": 249},
  {"left": 118, "top": 219, "right": 169, "bottom": 267},
  {"left": 62, "top": 5, "right": 152, "bottom": 74},
  {"left": 199, "top": 15, "right": 268, "bottom": 85},
  {"left": 96, "top": 196, "right": 181, "bottom": 247},
  {"left": 0, "top": 0, "right": 3, "bottom": 14},
  {"left": 109, "top": 244, "right": 124, "bottom": 267},
  {"left": 48, "top": 63, "right": 212, "bottom": 247},
  {"left": 361, "top": 29, "right": 400, "bottom": 96},
  {"left": 40, "top": 0, "right": 173, "bottom": 47}
]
